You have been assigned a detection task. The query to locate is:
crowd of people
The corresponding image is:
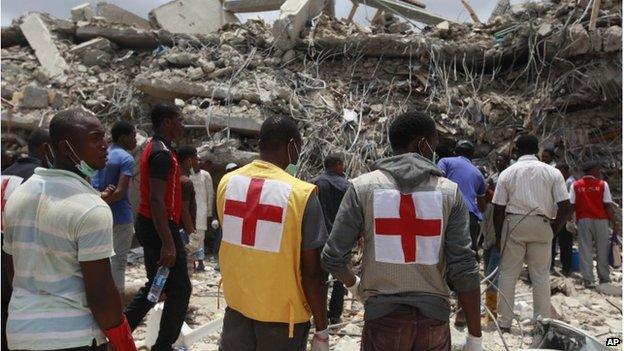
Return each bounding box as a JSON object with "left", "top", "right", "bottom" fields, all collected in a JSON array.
[{"left": 0, "top": 104, "right": 620, "bottom": 351}]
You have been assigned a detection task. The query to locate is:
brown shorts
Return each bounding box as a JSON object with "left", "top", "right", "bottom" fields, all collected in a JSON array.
[
  {"left": 219, "top": 307, "right": 310, "bottom": 351},
  {"left": 361, "top": 306, "right": 451, "bottom": 351}
]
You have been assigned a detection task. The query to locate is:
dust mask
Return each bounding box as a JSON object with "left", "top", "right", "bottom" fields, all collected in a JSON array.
[
  {"left": 64, "top": 141, "right": 99, "bottom": 178},
  {"left": 286, "top": 139, "right": 300, "bottom": 177}
]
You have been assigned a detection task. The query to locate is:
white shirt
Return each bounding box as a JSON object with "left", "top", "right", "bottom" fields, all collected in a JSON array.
[
  {"left": 569, "top": 176, "right": 613, "bottom": 204},
  {"left": 190, "top": 169, "right": 214, "bottom": 230},
  {"left": 492, "top": 155, "right": 569, "bottom": 218}
]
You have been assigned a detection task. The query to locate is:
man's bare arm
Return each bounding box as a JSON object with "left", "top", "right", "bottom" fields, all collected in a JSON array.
[
  {"left": 81, "top": 259, "right": 123, "bottom": 330},
  {"left": 552, "top": 200, "right": 572, "bottom": 236},
  {"left": 301, "top": 248, "right": 328, "bottom": 331},
  {"left": 102, "top": 175, "right": 131, "bottom": 204},
  {"left": 149, "top": 178, "right": 176, "bottom": 267}
]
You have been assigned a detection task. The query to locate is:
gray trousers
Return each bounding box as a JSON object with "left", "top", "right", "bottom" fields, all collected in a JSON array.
[
  {"left": 497, "top": 214, "right": 552, "bottom": 329},
  {"left": 110, "top": 223, "right": 135, "bottom": 294},
  {"left": 577, "top": 218, "right": 611, "bottom": 283}
]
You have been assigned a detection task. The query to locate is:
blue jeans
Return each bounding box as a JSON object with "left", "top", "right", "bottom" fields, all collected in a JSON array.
[{"left": 484, "top": 248, "right": 501, "bottom": 292}]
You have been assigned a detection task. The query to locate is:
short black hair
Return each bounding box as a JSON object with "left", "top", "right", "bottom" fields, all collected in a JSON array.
[
  {"left": 515, "top": 134, "right": 539, "bottom": 156},
  {"left": 150, "top": 102, "right": 180, "bottom": 130},
  {"left": 49, "top": 108, "right": 96, "bottom": 150},
  {"left": 556, "top": 163, "right": 569, "bottom": 172},
  {"left": 258, "top": 117, "right": 301, "bottom": 151},
  {"left": 177, "top": 145, "right": 197, "bottom": 163},
  {"left": 111, "top": 121, "right": 135, "bottom": 142},
  {"left": 27, "top": 128, "right": 50, "bottom": 152},
  {"left": 389, "top": 111, "right": 436, "bottom": 152},
  {"left": 455, "top": 140, "right": 475, "bottom": 158},
  {"left": 582, "top": 160, "right": 600, "bottom": 173},
  {"left": 324, "top": 152, "right": 344, "bottom": 169}
]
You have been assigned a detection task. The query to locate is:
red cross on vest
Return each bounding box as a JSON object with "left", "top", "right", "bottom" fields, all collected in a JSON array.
[
  {"left": 374, "top": 193, "right": 442, "bottom": 263},
  {"left": 224, "top": 178, "right": 284, "bottom": 246}
]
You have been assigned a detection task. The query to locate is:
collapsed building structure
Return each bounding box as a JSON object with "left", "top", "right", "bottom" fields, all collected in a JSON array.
[{"left": 1, "top": 0, "right": 622, "bottom": 349}]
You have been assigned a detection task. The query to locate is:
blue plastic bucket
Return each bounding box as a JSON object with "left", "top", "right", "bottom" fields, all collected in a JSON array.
[{"left": 571, "top": 249, "right": 580, "bottom": 272}]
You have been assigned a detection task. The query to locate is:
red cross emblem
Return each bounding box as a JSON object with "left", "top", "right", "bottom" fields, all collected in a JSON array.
[
  {"left": 223, "top": 178, "right": 284, "bottom": 247},
  {"left": 374, "top": 193, "right": 442, "bottom": 263}
]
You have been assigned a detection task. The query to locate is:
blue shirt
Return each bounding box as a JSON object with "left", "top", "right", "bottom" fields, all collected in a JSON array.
[
  {"left": 437, "top": 156, "right": 486, "bottom": 219},
  {"left": 92, "top": 145, "right": 135, "bottom": 224}
]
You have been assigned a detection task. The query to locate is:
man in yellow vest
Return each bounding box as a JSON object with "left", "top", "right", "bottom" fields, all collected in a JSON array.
[{"left": 217, "top": 117, "right": 329, "bottom": 351}]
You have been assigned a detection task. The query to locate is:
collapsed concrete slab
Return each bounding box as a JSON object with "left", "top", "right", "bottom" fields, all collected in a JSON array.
[
  {"left": 185, "top": 105, "right": 266, "bottom": 135},
  {"left": 223, "top": 0, "right": 285, "bottom": 13},
  {"left": 19, "top": 14, "right": 69, "bottom": 80},
  {"left": 134, "top": 75, "right": 270, "bottom": 105},
  {"left": 75, "top": 26, "right": 173, "bottom": 48},
  {"left": 352, "top": 0, "right": 450, "bottom": 26},
  {"left": 273, "top": 0, "right": 326, "bottom": 51},
  {"left": 149, "top": 0, "right": 239, "bottom": 36},
  {"left": 69, "top": 37, "right": 118, "bottom": 56},
  {"left": 96, "top": 3, "right": 153, "bottom": 29}
]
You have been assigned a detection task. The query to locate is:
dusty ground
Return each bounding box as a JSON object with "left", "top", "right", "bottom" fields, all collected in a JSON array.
[{"left": 125, "top": 250, "right": 622, "bottom": 350}]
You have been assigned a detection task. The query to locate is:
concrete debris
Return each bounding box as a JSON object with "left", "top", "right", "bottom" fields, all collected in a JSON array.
[
  {"left": 531, "top": 318, "right": 609, "bottom": 351},
  {"left": 352, "top": 0, "right": 451, "bottom": 25},
  {"left": 224, "top": 0, "right": 286, "bottom": 13},
  {"left": 603, "top": 25, "right": 622, "bottom": 53},
  {"left": 149, "top": 0, "right": 239, "bottom": 36},
  {"left": 95, "top": 2, "right": 152, "bottom": 30},
  {"left": 273, "top": 0, "right": 326, "bottom": 51},
  {"left": 19, "top": 13, "right": 69, "bottom": 81},
  {"left": 71, "top": 3, "right": 95, "bottom": 22},
  {"left": 69, "top": 37, "right": 118, "bottom": 56},
  {"left": 566, "top": 23, "right": 591, "bottom": 56},
  {"left": 20, "top": 85, "right": 49, "bottom": 109}
]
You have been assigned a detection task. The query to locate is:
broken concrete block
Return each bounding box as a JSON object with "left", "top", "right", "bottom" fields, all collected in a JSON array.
[
  {"left": 566, "top": 23, "right": 590, "bottom": 56},
  {"left": 75, "top": 26, "right": 173, "bottom": 48},
  {"left": 387, "top": 21, "right": 411, "bottom": 34},
  {"left": 21, "top": 85, "right": 49, "bottom": 109},
  {"left": 589, "top": 28, "right": 602, "bottom": 52},
  {"left": 603, "top": 25, "right": 622, "bottom": 52},
  {"left": 224, "top": 0, "right": 285, "bottom": 13},
  {"left": 149, "top": 0, "right": 239, "bottom": 36},
  {"left": 69, "top": 37, "right": 118, "bottom": 56},
  {"left": 71, "top": 3, "right": 95, "bottom": 22},
  {"left": 273, "top": 0, "right": 326, "bottom": 51},
  {"left": 96, "top": 2, "right": 152, "bottom": 29},
  {"left": 81, "top": 49, "right": 112, "bottom": 67},
  {"left": 537, "top": 22, "right": 552, "bottom": 37},
  {"left": 164, "top": 52, "right": 199, "bottom": 67},
  {"left": 353, "top": 0, "right": 450, "bottom": 26},
  {"left": 19, "top": 14, "right": 69, "bottom": 80}
]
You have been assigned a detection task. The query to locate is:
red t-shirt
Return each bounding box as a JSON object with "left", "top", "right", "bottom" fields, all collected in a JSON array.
[
  {"left": 571, "top": 176, "right": 612, "bottom": 220},
  {"left": 138, "top": 137, "right": 182, "bottom": 224}
]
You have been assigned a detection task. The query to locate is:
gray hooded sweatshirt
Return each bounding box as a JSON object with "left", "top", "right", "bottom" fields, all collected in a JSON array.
[{"left": 321, "top": 153, "right": 479, "bottom": 322}]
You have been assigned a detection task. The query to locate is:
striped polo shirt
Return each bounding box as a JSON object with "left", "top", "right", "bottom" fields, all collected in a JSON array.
[{"left": 3, "top": 168, "right": 114, "bottom": 350}]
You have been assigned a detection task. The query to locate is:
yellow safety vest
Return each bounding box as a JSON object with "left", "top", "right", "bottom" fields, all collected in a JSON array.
[{"left": 216, "top": 160, "right": 316, "bottom": 337}]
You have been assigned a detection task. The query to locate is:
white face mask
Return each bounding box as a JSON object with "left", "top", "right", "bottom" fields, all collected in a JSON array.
[
  {"left": 64, "top": 141, "right": 99, "bottom": 178},
  {"left": 286, "top": 139, "right": 300, "bottom": 177}
]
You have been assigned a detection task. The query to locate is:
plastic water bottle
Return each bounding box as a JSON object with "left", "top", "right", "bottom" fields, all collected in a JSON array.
[{"left": 147, "top": 266, "right": 170, "bottom": 303}]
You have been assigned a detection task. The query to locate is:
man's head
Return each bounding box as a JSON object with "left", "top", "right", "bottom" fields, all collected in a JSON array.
[
  {"left": 541, "top": 148, "right": 555, "bottom": 165},
  {"left": 582, "top": 160, "right": 601, "bottom": 177},
  {"left": 27, "top": 128, "right": 50, "bottom": 161},
  {"left": 111, "top": 120, "right": 137, "bottom": 151},
  {"left": 495, "top": 154, "right": 510, "bottom": 172},
  {"left": 150, "top": 102, "right": 184, "bottom": 142},
  {"left": 388, "top": 111, "right": 438, "bottom": 158},
  {"left": 258, "top": 116, "right": 302, "bottom": 170},
  {"left": 177, "top": 145, "right": 198, "bottom": 173},
  {"left": 324, "top": 152, "right": 345, "bottom": 175},
  {"left": 454, "top": 140, "right": 475, "bottom": 159},
  {"left": 515, "top": 134, "right": 539, "bottom": 157},
  {"left": 49, "top": 108, "right": 108, "bottom": 174},
  {"left": 556, "top": 163, "right": 570, "bottom": 179}
]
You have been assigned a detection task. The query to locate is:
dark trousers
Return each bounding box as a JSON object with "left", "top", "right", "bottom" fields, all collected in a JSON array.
[
  {"left": 206, "top": 227, "right": 222, "bottom": 256},
  {"left": 362, "top": 307, "right": 451, "bottom": 351},
  {"left": 328, "top": 280, "right": 346, "bottom": 322},
  {"left": 219, "top": 307, "right": 310, "bottom": 351},
  {"left": 469, "top": 213, "right": 480, "bottom": 262},
  {"left": 124, "top": 215, "right": 192, "bottom": 351},
  {"left": 551, "top": 227, "right": 573, "bottom": 274}
]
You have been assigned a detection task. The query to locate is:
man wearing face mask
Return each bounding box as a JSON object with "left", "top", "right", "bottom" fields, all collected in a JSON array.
[
  {"left": 3, "top": 108, "right": 136, "bottom": 351},
  {"left": 322, "top": 111, "right": 482, "bottom": 351},
  {"left": 124, "top": 102, "right": 191, "bottom": 350},
  {"left": 1, "top": 128, "right": 51, "bottom": 351},
  {"left": 216, "top": 117, "right": 329, "bottom": 351}
]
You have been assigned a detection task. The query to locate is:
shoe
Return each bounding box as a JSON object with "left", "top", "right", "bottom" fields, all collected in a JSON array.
[
  {"left": 583, "top": 280, "right": 596, "bottom": 289},
  {"left": 195, "top": 260, "right": 205, "bottom": 271}
]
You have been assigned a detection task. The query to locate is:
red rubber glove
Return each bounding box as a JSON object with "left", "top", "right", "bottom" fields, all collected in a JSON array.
[{"left": 104, "top": 315, "right": 137, "bottom": 351}]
